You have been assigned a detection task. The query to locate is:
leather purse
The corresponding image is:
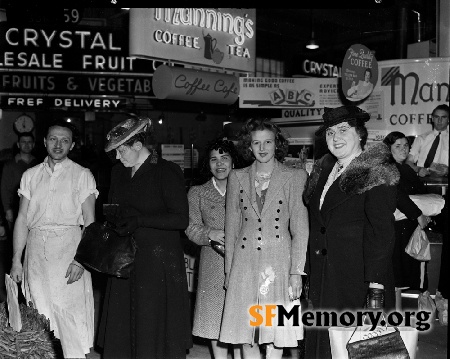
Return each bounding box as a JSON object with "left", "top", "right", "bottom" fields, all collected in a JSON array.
[
  {"left": 346, "top": 326, "right": 410, "bottom": 359},
  {"left": 75, "top": 221, "right": 137, "bottom": 278}
]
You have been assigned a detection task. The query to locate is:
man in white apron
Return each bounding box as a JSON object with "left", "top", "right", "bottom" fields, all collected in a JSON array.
[{"left": 10, "top": 119, "right": 98, "bottom": 358}]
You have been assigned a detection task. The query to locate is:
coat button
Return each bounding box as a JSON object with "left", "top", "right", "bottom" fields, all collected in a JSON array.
[
  {"left": 257, "top": 247, "right": 261, "bottom": 250},
  {"left": 245, "top": 218, "right": 248, "bottom": 221},
  {"left": 275, "top": 218, "right": 279, "bottom": 221},
  {"left": 320, "top": 227, "right": 326, "bottom": 234},
  {"left": 258, "top": 219, "right": 261, "bottom": 222},
  {"left": 315, "top": 250, "right": 321, "bottom": 255},
  {"left": 242, "top": 245, "right": 245, "bottom": 249},
  {"left": 279, "top": 200, "right": 283, "bottom": 204},
  {"left": 240, "top": 190, "right": 243, "bottom": 193},
  {"left": 276, "top": 235, "right": 279, "bottom": 238},
  {"left": 277, "top": 209, "right": 280, "bottom": 213},
  {"left": 243, "top": 237, "right": 247, "bottom": 241},
  {"left": 241, "top": 199, "right": 243, "bottom": 202},
  {"left": 244, "top": 206, "right": 247, "bottom": 210},
  {"left": 321, "top": 249, "right": 327, "bottom": 256},
  {"left": 258, "top": 237, "right": 261, "bottom": 240},
  {"left": 275, "top": 226, "right": 279, "bottom": 229},
  {"left": 258, "top": 228, "right": 261, "bottom": 231}
]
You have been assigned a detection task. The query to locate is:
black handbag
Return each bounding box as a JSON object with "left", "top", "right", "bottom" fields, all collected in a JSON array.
[
  {"left": 75, "top": 222, "right": 137, "bottom": 278},
  {"left": 346, "top": 326, "right": 410, "bottom": 359}
]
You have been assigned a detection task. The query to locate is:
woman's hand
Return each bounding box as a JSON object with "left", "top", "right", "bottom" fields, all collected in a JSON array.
[
  {"left": 289, "top": 274, "right": 302, "bottom": 301},
  {"left": 418, "top": 167, "right": 430, "bottom": 177},
  {"left": 418, "top": 214, "right": 430, "bottom": 229},
  {"left": 10, "top": 261, "right": 23, "bottom": 283},
  {"left": 208, "top": 229, "right": 225, "bottom": 245},
  {"left": 65, "top": 260, "right": 85, "bottom": 284}
]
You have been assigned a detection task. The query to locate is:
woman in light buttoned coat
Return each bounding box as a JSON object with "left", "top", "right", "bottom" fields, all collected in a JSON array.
[{"left": 219, "top": 118, "right": 309, "bottom": 359}]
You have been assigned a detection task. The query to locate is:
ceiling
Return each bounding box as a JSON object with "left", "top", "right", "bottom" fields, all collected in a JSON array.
[{"left": 255, "top": 2, "right": 437, "bottom": 66}]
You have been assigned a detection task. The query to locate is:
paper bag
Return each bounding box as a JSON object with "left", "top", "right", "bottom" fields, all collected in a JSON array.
[
  {"left": 394, "top": 193, "right": 445, "bottom": 221},
  {"left": 329, "top": 325, "right": 418, "bottom": 359},
  {"left": 410, "top": 193, "right": 445, "bottom": 216},
  {"left": 5, "top": 274, "right": 22, "bottom": 332},
  {"left": 51, "top": 303, "right": 86, "bottom": 358},
  {"left": 435, "top": 291, "right": 448, "bottom": 326},
  {"left": 405, "top": 225, "right": 431, "bottom": 261},
  {"left": 418, "top": 291, "right": 436, "bottom": 322}
]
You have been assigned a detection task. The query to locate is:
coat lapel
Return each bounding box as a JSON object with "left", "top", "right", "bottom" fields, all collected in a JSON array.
[
  {"left": 310, "top": 158, "right": 334, "bottom": 225},
  {"left": 236, "top": 163, "right": 260, "bottom": 218},
  {"left": 203, "top": 179, "right": 226, "bottom": 203},
  {"left": 261, "top": 161, "right": 291, "bottom": 217}
]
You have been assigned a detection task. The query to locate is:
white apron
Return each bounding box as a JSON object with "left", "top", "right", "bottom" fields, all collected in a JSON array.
[{"left": 22, "top": 226, "right": 94, "bottom": 358}]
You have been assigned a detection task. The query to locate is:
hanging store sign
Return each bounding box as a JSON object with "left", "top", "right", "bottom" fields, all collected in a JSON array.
[
  {"left": 0, "top": 24, "right": 156, "bottom": 98},
  {"left": 153, "top": 65, "right": 239, "bottom": 104},
  {"left": 342, "top": 43, "right": 378, "bottom": 102},
  {"left": 129, "top": 8, "right": 256, "bottom": 73},
  {"left": 302, "top": 59, "right": 342, "bottom": 78},
  {"left": 239, "top": 77, "right": 343, "bottom": 109}
]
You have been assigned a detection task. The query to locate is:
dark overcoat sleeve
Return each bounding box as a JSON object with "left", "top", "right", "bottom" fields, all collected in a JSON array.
[{"left": 363, "top": 184, "right": 397, "bottom": 285}]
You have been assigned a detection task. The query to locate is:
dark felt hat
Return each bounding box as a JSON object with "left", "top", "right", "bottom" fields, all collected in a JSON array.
[
  {"left": 105, "top": 117, "right": 151, "bottom": 152},
  {"left": 315, "top": 105, "right": 370, "bottom": 136}
]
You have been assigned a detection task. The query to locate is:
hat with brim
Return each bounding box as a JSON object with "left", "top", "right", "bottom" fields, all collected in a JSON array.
[
  {"left": 315, "top": 106, "right": 370, "bottom": 136},
  {"left": 105, "top": 117, "right": 151, "bottom": 152}
]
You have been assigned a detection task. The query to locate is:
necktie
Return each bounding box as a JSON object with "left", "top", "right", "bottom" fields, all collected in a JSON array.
[{"left": 423, "top": 132, "right": 441, "bottom": 168}]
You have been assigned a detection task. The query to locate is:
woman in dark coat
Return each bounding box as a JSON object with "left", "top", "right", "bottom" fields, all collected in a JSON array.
[
  {"left": 97, "top": 117, "right": 192, "bottom": 359},
  {"left": 383, "top": 131, "right": 430, "bottom": 309},
  {"left": 303, "top": 106, "right": 399, "bottom": 359}
]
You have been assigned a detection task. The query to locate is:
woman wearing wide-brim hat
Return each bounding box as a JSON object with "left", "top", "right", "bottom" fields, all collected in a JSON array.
[
  {"left": 302, "top": 105, "right": 399, "bottom": 359},
  {"left": 97, "top": 117, "right": 192, "bottom": 358}
]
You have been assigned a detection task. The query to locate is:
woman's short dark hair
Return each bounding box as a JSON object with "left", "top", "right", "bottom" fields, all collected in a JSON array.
[
  {"left": 383, "top": 131, "right": 407, "bottom": 147},
  {"left": 46, "top": 119, "right": 79, "bottom": 144},
  {"left": 200, "top": 138, "right": 241, "bottom": 178},
  {"left": 238, "top": 118, "right": 289, "bottom": 162},
  {"left": 364, "top": 68, "right": 372, "bottom": 78}
]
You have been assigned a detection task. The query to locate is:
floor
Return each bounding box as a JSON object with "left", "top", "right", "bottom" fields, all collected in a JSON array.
[{"left": 87, "top": 289, "right": 447, "bottom": 359}]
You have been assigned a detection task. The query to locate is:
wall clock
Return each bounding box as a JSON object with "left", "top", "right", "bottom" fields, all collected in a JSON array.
[{"left": 14, "top": 114, "right": 34, "bottom": 133}]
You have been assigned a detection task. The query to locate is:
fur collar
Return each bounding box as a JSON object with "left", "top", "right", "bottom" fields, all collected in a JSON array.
[
  {"left": 340, "top": 142, "right": 400, "bottom": 195},
  {"left": 303, "top": 142, "right": 399, "bottom": 203}
]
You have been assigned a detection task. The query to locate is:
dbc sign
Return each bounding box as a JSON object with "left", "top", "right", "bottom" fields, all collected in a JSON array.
[{"left": 153, "top": 65, "right": 239, "bottom": 104}]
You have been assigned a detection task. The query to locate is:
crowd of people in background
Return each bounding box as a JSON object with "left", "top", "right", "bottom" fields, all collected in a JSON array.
[{"left": 0, "top": 103, "right": 447, "bottom": 359}]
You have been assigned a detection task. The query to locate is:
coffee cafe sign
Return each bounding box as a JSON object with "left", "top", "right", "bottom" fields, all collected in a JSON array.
[
  {"left": 153, "top": 65, "right": 239, "bottom": 104},
  {"left": 129, "top": 8, "right": 256, "bottom": 73}
]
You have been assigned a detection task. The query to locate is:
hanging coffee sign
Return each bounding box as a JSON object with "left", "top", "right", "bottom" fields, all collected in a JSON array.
[
  {"left": 342, "top": 43, "right": 378, "bottom": 102},
  {"left": 153, "top": 65, "right": 239, "bottom": 104},
  {"left": 129, "top": 8, "right": 256, "bottom": 73}
]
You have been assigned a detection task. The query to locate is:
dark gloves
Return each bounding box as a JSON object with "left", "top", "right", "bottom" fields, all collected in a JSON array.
[
  {"left": 366, "top": 288, "right": 385, "bottom": 309},
  {"left": 115, "top": 216, "right": 139, "bottom": 236}
]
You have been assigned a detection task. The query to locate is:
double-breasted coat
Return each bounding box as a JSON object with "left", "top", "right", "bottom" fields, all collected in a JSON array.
[
  {"left": 186, "top": 179, "right": 227, "bottom": 339},
  {"left": 219, "top": 160, "right": 309, "bottom": 347},
  {"left": 303, "top": 143, "right": 399, "bottom": 359}
]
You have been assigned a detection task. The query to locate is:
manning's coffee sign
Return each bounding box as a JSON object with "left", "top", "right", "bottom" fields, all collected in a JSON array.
[{"left": 129, "top": 8, "right": 256, "bottom": 73}]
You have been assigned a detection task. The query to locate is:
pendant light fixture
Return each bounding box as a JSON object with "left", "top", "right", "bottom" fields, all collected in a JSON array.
[{"left": 306, "top": 10, "right": 319, "bottom": 50}]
